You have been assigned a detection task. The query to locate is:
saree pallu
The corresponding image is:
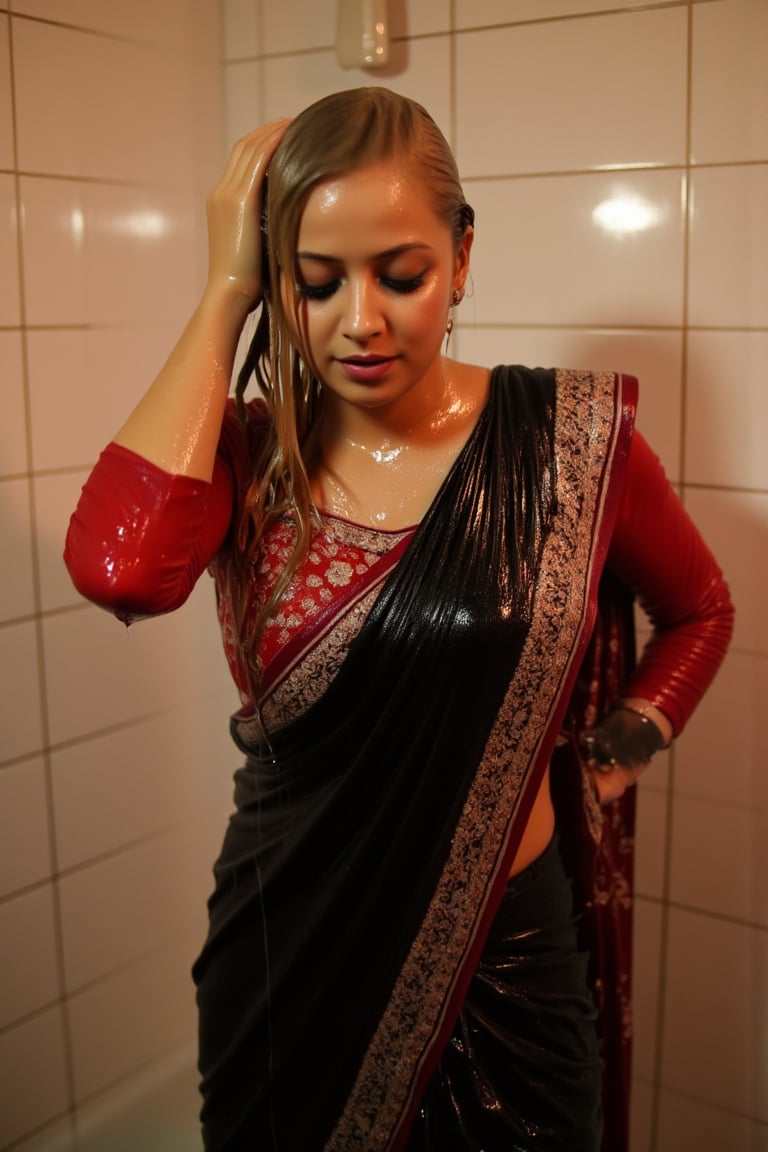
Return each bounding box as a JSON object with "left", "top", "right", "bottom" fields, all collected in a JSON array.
[{"left": 193, "top": 366, "right": 637, "bottom": 1152}]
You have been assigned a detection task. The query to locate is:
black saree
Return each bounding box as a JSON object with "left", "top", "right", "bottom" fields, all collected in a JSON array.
[{"left": 193, "top": 366, "right": 636, "bottom": 1152}]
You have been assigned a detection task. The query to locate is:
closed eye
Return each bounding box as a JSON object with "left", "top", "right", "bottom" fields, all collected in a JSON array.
[
  {"left": 296, "top": 273, "right": 426, "bottom": 301},
  {"left": 381, "top": 273, "right": 425, "bottom": 294},
  {"left": 296, "top": 280, "right": 340, "bottom": 301}
]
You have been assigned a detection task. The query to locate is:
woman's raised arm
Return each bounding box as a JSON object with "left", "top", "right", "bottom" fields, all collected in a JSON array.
[{"left": 112, "top": 120, "right": 288, "bottom": 481}]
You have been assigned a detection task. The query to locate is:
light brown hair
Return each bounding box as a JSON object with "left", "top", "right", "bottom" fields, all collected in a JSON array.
[{"left": 230, "top": 87, "right": 474, "bottom": 690}]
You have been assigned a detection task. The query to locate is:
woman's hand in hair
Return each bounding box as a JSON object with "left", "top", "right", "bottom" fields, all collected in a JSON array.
[{"left": 204, "top": 120, "right": 290, "bottom": 315}]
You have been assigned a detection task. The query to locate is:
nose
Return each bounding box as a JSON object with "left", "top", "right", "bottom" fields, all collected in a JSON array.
[{"left": 343, "top": 276, "right": 382, "bottom": 342}]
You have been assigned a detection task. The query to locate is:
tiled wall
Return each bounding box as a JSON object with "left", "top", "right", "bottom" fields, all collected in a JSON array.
[
  {"left": 0, "top": 2, "right": 232, "bottom": 1149},
  {"left": 218, "top": 2, "right": 768, "bottom": 1152},
  {"left": 1, "top": 0, "right": 765, "bottom": 1150}
]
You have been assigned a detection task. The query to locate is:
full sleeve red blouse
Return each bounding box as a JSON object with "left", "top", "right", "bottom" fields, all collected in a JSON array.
[{"left": 64, "top": 399, "right": 734, "bottom": 736}]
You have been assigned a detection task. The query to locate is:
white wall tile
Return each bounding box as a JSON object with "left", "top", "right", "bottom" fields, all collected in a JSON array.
[
  {"left": 27, "top": 328, "right": 172, "bottom": 473},
  {"left": 21, "top": 178, "right": 203, "bottom": 332},
  {"left": 20, "top": 176, "right": 87, "bottom": 327},
  {"left": 0, "top": 14, "right": 13, "bottom": 170},
  {"left": 658, "top": 1089, "right": 768, "bottom": 1152},
  {"left": 72, "top": 1048, "right": 200, "bottom": 1152},
  {"left": 0, "top": 477, "right": 36, "bottom": 621},
  {"left": 0, "top": 1007, "right": 70, "bottom": 1147},
  {"left": 11, "top": 0, "right": 191, "bottom": 45},
  {"left": 68, "top": 934, "right": 198, "bottom": 1102},
  {"left": 42, "top": 580, "right": 227, "bottom": 746},
  {"left": 685, "top": 330, "right": 768, "bottom": 490},
  {"left": 691, "top": 0, "right": 768, "bottom": 165},
  {"left": 454, "top": 327, "right": 683, "bottom": 481},
  {"left": 675, "top": 649, "right": 768, "bottom": 810},
  {"left": 42, "top": 608, "right": 180, "bottom": 746},
  {"left": 0, "top": 884, "right": 59, "bottom": 1028},
  {"left": 392, "top": 0, "right": 450, "bottom": 38},
  {"left": 0, "top": 758, "right": 51, "bottom": 896},
  {"left": 632, "top": 897, "right": 663, "bottom": 1081},
  {"left": 0, "top": 331, "right": 27, "bottom": 478},
  {"left": 661, "top": 908, "right": 768, "bottom": 1121},
  {"left": 456, "top": 0, "right": 681, "bottom": 26},
  {"left": 684, "top": 488, "right": 767, "bottom": 657},
  {"left": 13, "top": 19, "right": 193, "bottom": 184},
  {"left": 11, "top": 1116, "right": 75, "bottom": 1152},
  {"left": 629, "top": 1076, "right": 654, "bottom": 1152},
  {"left": 34, "top": 470, "right": 91, "bottom": 614},
  {"left": 81, "top": 183, "right": 202, "bottom": 330},
  {"left": 59, "top": 826, "right": 209, "bottom": 992},
  {"left": 465, "top": 170, "right": 685, "bottom": 328},
  {"left": 51, "top": 703, "right": 234, "bottom": 872},
  {"left": 670, "top": 794, "right": 768, "bottom": 927},
  {"left": 223, "top": 60, "right": 263, "bottom": 150},
  {"left": 0, "top": 620, "right": 43, "bottom": 763},
  {"left": 264, "top": 0, "right": 333, "bottom": 53},
  {"left": 688, "top": 164, "right": 768, "bottom": 329},
  {"left": 261, "top": 37, "right": 452, "bottom": 144},
  {"left": 0, "top": 173, "right": 20, "bottom": 326},
  {"left": 634, "top": 783, "right": 669, "bottom": 902},
  {"left": 456, "top": 9, "right": 687, "bottom": 176},
  {"left": 223, "top": 0, "right": 260, "bottom": 59}
]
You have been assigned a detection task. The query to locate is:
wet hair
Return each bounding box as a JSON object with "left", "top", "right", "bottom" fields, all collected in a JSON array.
[{"left": 230, "top": 87, "right": 475, "bottom": 690}]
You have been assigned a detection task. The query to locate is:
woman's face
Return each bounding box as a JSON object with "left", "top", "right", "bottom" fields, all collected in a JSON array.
[{"left": 283, "top": 160, "right": 472, "bottom": 412}]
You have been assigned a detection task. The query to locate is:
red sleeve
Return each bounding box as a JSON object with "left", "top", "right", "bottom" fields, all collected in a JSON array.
[
  {"left": 63, "top": 399, "right": 266, "bottom": 625},
  {"left": 606, "top": 430, "right": 734, "bottom": 735}
]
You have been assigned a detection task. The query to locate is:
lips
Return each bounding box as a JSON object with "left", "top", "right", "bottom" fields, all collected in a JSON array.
[{"left": 337, "top": 356, "right": 398, "bottom": 382}]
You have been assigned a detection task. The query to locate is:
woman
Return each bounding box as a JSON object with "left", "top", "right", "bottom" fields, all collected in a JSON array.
[{"left": 65, "top": 88, "right": 733, "bottom": 1152}]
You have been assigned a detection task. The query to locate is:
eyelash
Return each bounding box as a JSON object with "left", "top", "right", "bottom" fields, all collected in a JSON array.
[{"left": 297, "top": 274, "right": 426, "bottom": 301}]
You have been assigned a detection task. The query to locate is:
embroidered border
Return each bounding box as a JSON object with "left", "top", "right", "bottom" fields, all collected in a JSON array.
[{"left": 325, "top": 369, "right": 624, "bottom": 1150}]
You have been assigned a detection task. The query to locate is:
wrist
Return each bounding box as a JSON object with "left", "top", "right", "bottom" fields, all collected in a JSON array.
[
  {"left": 617, "top": 697, "right": 673, "bottom": 749},
  {"left": 200, "top": 277, "right": 260, "bottom": 328}
]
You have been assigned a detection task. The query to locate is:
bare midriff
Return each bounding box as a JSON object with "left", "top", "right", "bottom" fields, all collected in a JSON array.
[{"left": 508, "top": 766, "right": 555, "bottom": 878}]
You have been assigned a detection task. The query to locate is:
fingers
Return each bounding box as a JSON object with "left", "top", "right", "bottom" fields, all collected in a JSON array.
[
  {"left": 204, "top": 119, "right": 291, "bottom": 306},
  {"left": 217, "top": 119, "right": 292, "bottom": 197},
  {"left": 590, "top": 760, "right": 639, "bottom": 806}
]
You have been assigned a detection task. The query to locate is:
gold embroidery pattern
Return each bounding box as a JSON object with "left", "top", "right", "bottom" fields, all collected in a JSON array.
[{"left": 326, "top": 370, "right": 623, "bottom": 1151}]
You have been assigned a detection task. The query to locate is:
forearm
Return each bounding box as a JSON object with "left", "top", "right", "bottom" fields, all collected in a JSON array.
[
  {"left": 113, "top": 285, "right": 251, "bottom": 481},
  {"left": 607, "top": 432, "right": 734, "bottom": 735},
  {"left": 112, "top": 119, "right": 289, "bottom": 482}
]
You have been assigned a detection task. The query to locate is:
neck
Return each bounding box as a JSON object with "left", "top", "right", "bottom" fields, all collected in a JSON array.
[{"left": 320, "top": 356, "right": 460, "bottom": 452}]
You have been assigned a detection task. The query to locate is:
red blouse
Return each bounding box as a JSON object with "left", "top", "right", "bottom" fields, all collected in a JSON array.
[{"left": 64, "top": 399, "right": 734, "bottom": 736}]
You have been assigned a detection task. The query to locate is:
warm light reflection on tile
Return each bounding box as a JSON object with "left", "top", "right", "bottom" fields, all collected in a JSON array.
[{"left": 465, "top": 170, "right": 685, "bottom": 328}]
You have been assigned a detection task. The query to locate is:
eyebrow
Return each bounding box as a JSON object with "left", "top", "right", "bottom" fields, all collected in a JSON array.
[{"left": 295, "top": 242, "right": 433, "bottom": 265}]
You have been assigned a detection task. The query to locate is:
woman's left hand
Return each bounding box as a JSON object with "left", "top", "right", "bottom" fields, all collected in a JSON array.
[{"left": 590, "top": 761, "right": 640, "bottom": 806}]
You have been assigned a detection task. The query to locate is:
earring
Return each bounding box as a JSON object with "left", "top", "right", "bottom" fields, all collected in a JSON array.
[
  {"left": 446, "top": 317, "right": 454, "bottom": 336},
  {"left": 451, "top": 288, "right": 463, "bottom": 306}
]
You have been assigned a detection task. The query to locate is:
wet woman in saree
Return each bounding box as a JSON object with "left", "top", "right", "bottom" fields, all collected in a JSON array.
[{"left": 64, "top": 87, "right": 734, "bottom": 1152}]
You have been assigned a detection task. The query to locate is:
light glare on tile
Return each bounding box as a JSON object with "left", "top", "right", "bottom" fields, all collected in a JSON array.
[
  {"left": 592, "top": 192, "right": 660, "bottom": 236},
  {"left": 71, "top": 207, "right": 84, "bottom": 245},
  {"left": 113, "top": 210, "right": 172, "bottom": 239}
]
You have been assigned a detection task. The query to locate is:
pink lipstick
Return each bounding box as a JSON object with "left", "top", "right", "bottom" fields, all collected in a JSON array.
[{"left": 337, "top": 356, "right": 397, "bottom": 382}]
